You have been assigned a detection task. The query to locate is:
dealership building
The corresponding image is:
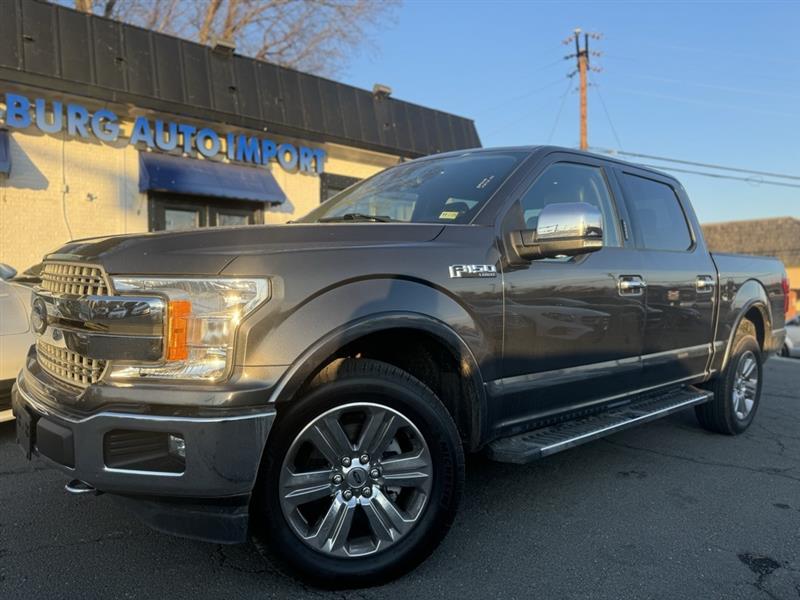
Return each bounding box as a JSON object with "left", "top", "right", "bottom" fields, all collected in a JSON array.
[{"left": 0, "top": 1, "right": 480, "bottom": 272}]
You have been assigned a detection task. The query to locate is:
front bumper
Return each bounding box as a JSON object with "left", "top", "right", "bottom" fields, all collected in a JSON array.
[{"left": 13, "top": 362, "right": 276, "bottom": 500}]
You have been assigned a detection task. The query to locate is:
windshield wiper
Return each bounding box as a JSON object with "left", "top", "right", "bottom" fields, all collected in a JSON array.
[{"left": 318, "top": 213, "right": 395, "bottom": 223}]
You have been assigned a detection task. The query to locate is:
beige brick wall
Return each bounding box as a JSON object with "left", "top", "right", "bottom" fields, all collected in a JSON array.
[
  {"left": 0, "top": 130, "right": 145, "bottom": 271},
  {"left": 0, "top": 128, "right": 400, "bottom": 271}
]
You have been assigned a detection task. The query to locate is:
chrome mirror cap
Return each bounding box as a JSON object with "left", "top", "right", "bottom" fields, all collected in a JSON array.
[
  {"left": 514, "top": 202, "right": 604, "bottom": 260},
  {"left": 0, "top": 262, "right": 17, "bottom": 280}
]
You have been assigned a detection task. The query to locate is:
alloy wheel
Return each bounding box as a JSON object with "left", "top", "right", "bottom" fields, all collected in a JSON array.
[
  {"left": 278, "top": 402, "right": 433, "bottom": 558},
  {"left": 732, "top": 350, "right": 758, "bottom": 420}
]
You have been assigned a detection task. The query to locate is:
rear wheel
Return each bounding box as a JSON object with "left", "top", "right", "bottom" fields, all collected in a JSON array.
[
  {"left": 696, "top": 320, "right": 762, "bottom": 435},
  {"left": 253, "top": 358, "right": 464, "bottom": 587}
]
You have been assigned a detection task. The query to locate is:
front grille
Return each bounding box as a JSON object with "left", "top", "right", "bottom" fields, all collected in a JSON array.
[
  {"left": 41, "top": 262, "right": 109, "bottom": 296},
  {"left": 36, "top": 340, "right": 106, "bottom": 388}
]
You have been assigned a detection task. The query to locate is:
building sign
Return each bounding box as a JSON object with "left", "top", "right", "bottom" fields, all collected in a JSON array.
[{"left": 1, "top": 93, "right": 326, "bottom": 174}]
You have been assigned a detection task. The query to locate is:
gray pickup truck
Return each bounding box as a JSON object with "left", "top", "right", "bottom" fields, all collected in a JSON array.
[{"left": 13, "top": 146, "right": 788, "bottom": 586}]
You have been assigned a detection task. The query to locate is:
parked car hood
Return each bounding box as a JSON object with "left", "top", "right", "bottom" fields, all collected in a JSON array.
[{"left": 45, "top": 224, "right": 446, "bottom": 276}]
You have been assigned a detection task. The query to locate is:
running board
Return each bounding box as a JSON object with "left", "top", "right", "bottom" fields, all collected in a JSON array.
[{"left": 487, "top": 386, "right": 712, "bottom": 464}]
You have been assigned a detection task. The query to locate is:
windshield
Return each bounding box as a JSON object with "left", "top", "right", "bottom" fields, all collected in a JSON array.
[{"left": 300, "top": 151, "right": 528, "bottom": 224}]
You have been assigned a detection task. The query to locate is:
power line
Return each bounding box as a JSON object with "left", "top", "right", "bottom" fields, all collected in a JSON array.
[
  {"left": 547, "top": 79, "right": 573, "bottom": 144},
  {"left": 634, "top": 163, "right": 800, "bottom": 190},
  {"left": 588, "top": 74, "right": 622, "bottom": 150},
  {"left": 608, "top": 86, "right": 800, "bottom": 119},
  {"left": 591, "top": 148, "right": 800, "bottom": 182}
]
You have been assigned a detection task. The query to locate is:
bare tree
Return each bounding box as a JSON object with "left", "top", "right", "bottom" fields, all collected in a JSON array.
[{"left": 69, "top": 0, "right": 398, "bottom": 77}]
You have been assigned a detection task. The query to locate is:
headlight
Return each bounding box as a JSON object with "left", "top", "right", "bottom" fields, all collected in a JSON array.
[{"left": 108, "top": 277, "right": 269, "bottom": 382}]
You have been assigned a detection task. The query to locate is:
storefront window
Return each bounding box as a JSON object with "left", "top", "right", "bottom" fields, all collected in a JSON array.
[
  {"left": 164, "top": 208, "right": 201, "bottom": 231},
  {"left": 149, "top": 193, "right": 262, "bottom": 231}
]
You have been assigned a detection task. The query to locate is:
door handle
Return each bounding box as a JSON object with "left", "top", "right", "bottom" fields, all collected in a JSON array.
[
  {"left": 618, "top": 275, "right": 646, "bottom": 296},
  {"left": 696, "top": 275, "right": 715, "bottom": 293}
]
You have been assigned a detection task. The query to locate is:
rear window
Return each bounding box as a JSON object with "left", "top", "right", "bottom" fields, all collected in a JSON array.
[
  {"left": 299, "top": 152, "right": 528, "bottom": 224},
  {"left": 623, "top": 174, "right": 692, "bottom": 251}
]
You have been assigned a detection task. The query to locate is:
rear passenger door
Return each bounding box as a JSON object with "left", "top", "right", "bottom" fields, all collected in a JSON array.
[{"left": 615, "top": 168, "right": 716, "bottom": 388}]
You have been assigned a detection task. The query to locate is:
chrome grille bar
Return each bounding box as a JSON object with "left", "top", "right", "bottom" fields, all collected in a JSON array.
[
  {"left": 37, "top": 340, "right": 106, "bottom": 388},
  {"left": 41, "top": 262, "right": 109, "bottom": 296}
]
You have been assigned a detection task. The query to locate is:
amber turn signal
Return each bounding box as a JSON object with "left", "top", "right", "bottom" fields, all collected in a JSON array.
[{"left": 167, "top": 300, "right": 191, "bottom": 360}]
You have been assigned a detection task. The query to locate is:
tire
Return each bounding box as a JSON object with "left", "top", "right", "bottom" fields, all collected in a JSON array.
[
  {"left": 252, "top": 358, "right": 465, "bottom": 587},
  {"left": 780, "top": 344, "right": 790, "bottom": 358},
  {"left": 695, "top": 320, "right": 763, "bottom": 435}
]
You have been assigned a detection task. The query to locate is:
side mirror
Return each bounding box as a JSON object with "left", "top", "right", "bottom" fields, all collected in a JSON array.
[
  {"left": 0, "top": 263, "right": 17, "bottom": 280},
  {"left": 512, "top": 202, "right": 604, "bottom": 260}
]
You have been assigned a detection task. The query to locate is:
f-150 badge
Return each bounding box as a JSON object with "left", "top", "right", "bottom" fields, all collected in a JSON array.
[{"left": 449, "top": 264, "right": 497, "bottom": 278}]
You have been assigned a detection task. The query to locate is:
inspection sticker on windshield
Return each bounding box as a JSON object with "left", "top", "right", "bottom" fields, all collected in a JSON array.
[
  {"left": 449, "top": 264, "right": 497, "bottom": 278},
  {"left": 439, "top": 211, "right": 460, "bottom": 220}
]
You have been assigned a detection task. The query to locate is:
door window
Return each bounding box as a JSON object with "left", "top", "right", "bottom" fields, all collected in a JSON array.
[
  {"left": 622, "top": 174, "right": 692, "bottom": 251},
  {"left": 519, "top": 162, "right": 621, "bottom": 247}
]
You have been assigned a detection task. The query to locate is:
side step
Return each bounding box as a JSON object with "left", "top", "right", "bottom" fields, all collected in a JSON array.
[{"left": 487, "top": 386, "right": 712, "bottom": 464}]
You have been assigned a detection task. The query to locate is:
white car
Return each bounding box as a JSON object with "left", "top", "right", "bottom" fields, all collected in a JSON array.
[
  {"left": 782, "top": 315, "right": 800, "bottom": 358},
  {"left": 0, "top": 263, "right": 33, "bottom": 422}
]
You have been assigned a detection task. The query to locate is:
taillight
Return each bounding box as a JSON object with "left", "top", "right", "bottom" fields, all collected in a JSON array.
[{"left": 782, "top": 275, "right": 791, "bottom": 315}]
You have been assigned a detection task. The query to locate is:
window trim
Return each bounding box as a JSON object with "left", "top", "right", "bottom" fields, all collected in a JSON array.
[
  {"left": 500, "top": 156, "right": 625, "bottom": 250},
  {"left": 148, "top": 192, "right": 264, "bottom": 231},
  {"left": 320, "top": 173, "right": 362, "bottom": 203},
  {"left": 616, "top": 169, "right": 697, "bottom": 254}
]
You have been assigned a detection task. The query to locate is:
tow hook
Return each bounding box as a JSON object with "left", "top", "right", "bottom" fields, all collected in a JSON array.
[{"left": 65, "top": 479, "right": 104, "bottom": 496}]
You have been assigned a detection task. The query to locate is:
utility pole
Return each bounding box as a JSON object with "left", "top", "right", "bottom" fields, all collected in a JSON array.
[{"left": 563, "top": 29, "right": 602, "bottom": 151}]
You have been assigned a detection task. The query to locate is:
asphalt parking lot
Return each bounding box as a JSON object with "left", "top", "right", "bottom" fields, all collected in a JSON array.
[{"left": 1, "top": 358, "right": 799, "bottom": 600}]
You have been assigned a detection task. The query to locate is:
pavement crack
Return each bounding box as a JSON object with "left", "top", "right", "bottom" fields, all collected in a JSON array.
[
  {"left": 3, "top": 530, "right": 140, "bottom": 557},
  {"left": 603, "top": 439, "right": 800, "bottom": 483}
]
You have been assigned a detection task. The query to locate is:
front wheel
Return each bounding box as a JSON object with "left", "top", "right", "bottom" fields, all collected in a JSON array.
[
  {"left": 253, "top": 358, "right": 464, "bottom": 587},
  {"left": 696, "top": 320, "right": 763, "bottom": 435}
]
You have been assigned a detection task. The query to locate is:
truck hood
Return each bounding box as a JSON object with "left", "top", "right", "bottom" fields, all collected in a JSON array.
[{"left": 46, "top": 223, "right": 446, "bottom": 276}]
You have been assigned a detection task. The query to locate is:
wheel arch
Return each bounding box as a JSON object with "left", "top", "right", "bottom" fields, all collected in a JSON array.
[
  {"left": 719, "top": 279, "right": 773, "bottom": 372},
  {"left": 268, "top": 313, "right": 488, "bottom": 452}
]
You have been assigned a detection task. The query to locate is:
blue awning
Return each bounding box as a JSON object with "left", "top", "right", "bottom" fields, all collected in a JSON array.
[
  {"left": 0, "top": 130, "right": 10, "bottom": 177},
  {"left": 139, "top": 152, "right": 286, "bottom": 204}
]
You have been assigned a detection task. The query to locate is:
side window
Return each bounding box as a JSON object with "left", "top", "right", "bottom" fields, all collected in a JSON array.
[
  {"left": 519, "top": 162, "right": 620, "bottom": 247},
  {"left": 622, "top": 174, "right": 692, "bottom": 251}
]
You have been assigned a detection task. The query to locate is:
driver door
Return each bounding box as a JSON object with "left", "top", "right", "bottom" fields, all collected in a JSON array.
[{"left": 494, "top": 155, "right": 646, "bottom": 433}]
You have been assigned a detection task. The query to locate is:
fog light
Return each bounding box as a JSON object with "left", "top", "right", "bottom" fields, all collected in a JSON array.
[{"left": 168, "top": 434, "right": 186, "bottom": 459}]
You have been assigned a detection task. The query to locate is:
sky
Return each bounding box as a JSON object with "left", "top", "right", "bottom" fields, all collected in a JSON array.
[{"left": 342, "top": 0, "right": 800, "bottom": 224}]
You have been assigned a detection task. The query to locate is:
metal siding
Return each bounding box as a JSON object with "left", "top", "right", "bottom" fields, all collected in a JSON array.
[
  {"left": 437, "top": 113, "right": 456, "bottom": 151},
  {"left": 466, "top": 121, "right": 481, "bottom": 147},
  {"left": 355, "top": 90, "right": 380, "bottom": 145},
  {"left": 209, "top": 52, "right": 237, "bottom": 114},
  {"left": 92, "top": 18, "right": 125, "bottom": 90},
  {"left": 319, "top": 80, "right": 345, "bottom": 140},
  {"left": 22, "top": 0, "right": 58, "bottom": 76},
  {"left": 422, "top": 107, "right": 442, "bottom": 153},
  {"left": 278, "top": 68, "right": 306, "bottom": 130},
  {"left": 406, "top": 104, "right": 430, "bottom": 155},
  {"left": 181, "top": 42, "right": 210, "bottom": 107},
  {"left": 124, "top": 27, "right": 155, "bottom": 97},
  {"left": 337, "top": 85, "right": 363, "bottom": 142},
  {"left": 255, "top": 61, "right": 285, "bottom": 124},
  {"left": 234, "top": 56, "right": 260, "bottom": 120},
  {"left": 1, "top": 4, "right": 482, "bottom": 158},
  {"left": 390, "top": 100, "right": 412, "bottom": 152},
  {"left": 0, "top": 0, "right": 21, "bottom": 70},
  {"left": 56, "top": 8, "right": 92, "bottom": 84},
  {"left": 298, "top": 72, "right": 324, "bottom": 134}
]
